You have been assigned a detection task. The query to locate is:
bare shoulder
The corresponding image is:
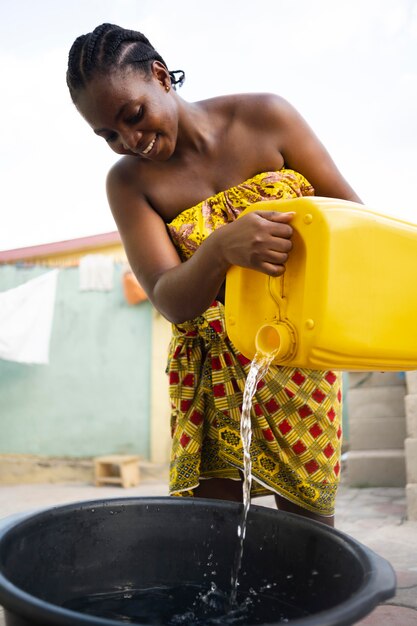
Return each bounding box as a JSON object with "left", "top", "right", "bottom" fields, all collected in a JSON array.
[
  {"left": 105, "top": 156, "right": 153, "bottom": 229},
  {"left": 106, "top": 155, "right": 142, "bottom": 192},
  {"left": 208, "top": 92, "right": 294, "bottom": 129},
  {"left": 106, "top": 156, "right": 150, "bottom": 210}
]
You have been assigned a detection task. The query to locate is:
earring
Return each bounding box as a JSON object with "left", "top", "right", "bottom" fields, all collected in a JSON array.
[{"left": 165, "top": 84, "right": 170, "bottom": 92}]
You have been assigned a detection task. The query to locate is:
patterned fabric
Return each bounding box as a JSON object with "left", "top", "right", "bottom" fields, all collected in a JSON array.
[
  {"left": 167, "top": 169, "right": 342, "bottom": 516},
  {"left": 167, "top": 169, "right": 314, "bottom": 261}
]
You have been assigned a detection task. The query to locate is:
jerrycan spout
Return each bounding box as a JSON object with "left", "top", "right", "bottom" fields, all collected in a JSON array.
[{"left": 255, "top": 321, "right": 296, "bottom": 363}]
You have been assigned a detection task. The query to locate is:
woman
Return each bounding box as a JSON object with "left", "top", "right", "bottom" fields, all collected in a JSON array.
[{"left": 67, "top": 23, "right": 361, "bottom": 527}]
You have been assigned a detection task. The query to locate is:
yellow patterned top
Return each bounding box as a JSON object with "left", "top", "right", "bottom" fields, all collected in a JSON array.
[{"left": 166, "top": 169, "right": 314, "bottom": 260}]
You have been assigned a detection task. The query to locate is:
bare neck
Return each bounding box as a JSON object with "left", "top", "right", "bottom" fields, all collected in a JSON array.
[{"left": 172, "top": 96, "right": 220, "bottom": 159}]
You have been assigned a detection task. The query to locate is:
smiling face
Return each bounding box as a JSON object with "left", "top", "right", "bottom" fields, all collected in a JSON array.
[{"left": 76, "top": 62, "right": 179, "bottom": 161}]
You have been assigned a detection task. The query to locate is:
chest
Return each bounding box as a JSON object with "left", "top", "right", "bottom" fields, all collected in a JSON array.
[{"left": 138, "top": 135, "right": 284, "bottom": 222}]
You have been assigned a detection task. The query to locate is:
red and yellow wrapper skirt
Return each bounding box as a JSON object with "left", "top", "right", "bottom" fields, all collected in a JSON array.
[{"left": 167, "top": 301, "right": 342, "bottom": 516}]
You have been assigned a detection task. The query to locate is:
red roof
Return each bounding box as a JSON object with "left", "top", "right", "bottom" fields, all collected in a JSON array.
[{"left": 0, "top": 231, "right": 122, "bottom": 263}]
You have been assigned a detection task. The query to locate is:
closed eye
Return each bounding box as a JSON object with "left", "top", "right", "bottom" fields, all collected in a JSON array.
[
  {"left": 105, "top": 132, "right": 118, "bottom": 144},
  {"left": 125, "top": 107, "right": 143, "bottom": 125}
]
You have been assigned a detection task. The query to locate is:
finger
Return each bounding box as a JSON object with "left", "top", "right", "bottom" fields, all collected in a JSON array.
[
  {"left": 255, "top": 247, "right": 292, "bottom": 269},
  {"left": 259, "top": 221, "right": 293, "bottom": 241},
  {"left": 255, "top": 211, "right": 296, "bottom": 223},
  {"left": 258, "top": 250, "right": 289, "bottom": 265},
  {"left": 268, "top": 225, "right": 294, "bottom": 242},
  {"left": 269, "top": 251, "right": 289, "bottom": 265},
  {"left": 259, "top": 261, "right": 288, "bottom": 277},
  {"left": 274, "top": 238, "right": 292, "bottom": 253},
  {"left": 255, "top": 211, "right": 295, "bottom": 238}
]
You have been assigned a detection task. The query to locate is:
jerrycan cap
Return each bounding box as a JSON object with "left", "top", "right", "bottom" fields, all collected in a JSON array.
[{"left": 255, "top": 321, "right": 296, "bottom": 362}]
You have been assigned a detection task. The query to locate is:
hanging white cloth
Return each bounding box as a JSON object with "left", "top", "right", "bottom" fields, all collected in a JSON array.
[
  {"left": 79, "top": 254, "right": 114, "bottom": 291},
  {"left": 0, "top": 269, "right": 59, "bottom": 365}
]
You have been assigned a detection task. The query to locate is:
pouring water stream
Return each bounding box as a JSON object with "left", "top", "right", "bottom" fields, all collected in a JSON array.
[{"left": 230, "top": 350, "right": 276, "bottom": 605}]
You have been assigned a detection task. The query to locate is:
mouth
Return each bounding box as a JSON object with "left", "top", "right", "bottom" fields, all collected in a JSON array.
[{"left": 141, "top": 136, "right": 156, "bottom": 155}]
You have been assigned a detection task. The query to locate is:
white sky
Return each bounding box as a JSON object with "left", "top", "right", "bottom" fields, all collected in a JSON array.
[{"left": 1, "top": 0, "right": 416, "bottom": 250}]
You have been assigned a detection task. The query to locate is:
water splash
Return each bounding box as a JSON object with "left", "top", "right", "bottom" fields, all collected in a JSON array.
[
  {"left": 230, "top": 350, "right": 276, "bottom": 605},
  {"left": 64, "top": 582, "right": 308, "bottom": 623}
]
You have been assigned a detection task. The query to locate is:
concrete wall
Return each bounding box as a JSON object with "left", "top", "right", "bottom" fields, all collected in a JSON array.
[
  {"left": 0, "top": 265, "right": 153, "bottom": 459},
  {"left": 346, "top": 371, "right": 407, "bottom": 488},
  {"left": 405, "top": 372, "right": 417, "bottom": 520}
]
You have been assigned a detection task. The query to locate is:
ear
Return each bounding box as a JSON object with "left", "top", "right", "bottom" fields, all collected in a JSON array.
[{"left": 151, "top": 60, "right": 170, "bottom": 90}]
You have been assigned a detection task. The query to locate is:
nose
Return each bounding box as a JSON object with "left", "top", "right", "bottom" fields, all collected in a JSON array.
[{"left": 121, "top": 129, "right": 142, "bottom": 152}]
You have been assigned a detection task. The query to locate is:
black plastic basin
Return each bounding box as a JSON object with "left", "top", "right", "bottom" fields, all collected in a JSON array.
[{"left": 0, "top": 497, "right": 395, "bottom": 625}]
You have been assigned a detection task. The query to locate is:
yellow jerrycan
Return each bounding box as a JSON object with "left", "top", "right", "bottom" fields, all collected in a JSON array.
[{"left": 225, "top": 197, "right": 417, "bottom": 371}]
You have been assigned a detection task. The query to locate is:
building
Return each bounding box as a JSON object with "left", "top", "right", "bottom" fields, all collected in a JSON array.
[{"left": 0, "top": 232, "right": 172, "bottom": 481}]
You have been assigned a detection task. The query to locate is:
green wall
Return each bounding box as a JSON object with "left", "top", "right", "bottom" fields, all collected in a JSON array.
[{"left": 0, "top": 265, "right": 152, "bottom": 458}]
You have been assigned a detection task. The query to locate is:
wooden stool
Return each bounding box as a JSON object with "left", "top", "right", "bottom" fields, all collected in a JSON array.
[{"left": 94, "top": 455, "right": 141, "bottom": 488}]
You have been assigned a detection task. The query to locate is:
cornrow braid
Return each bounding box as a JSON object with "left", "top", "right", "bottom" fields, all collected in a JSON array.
[{"left": 66, "top": 23, "right": 185, "bottom": 102}]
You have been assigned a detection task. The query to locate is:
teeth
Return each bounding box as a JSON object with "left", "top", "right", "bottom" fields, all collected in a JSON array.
[{"left": 142, "top": 137, "right": 156, "bottom": 154}]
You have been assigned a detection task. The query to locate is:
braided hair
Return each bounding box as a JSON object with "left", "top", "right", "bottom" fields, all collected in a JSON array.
[{"left": 66, "top": 23, "right": 185, "bottom": 103}]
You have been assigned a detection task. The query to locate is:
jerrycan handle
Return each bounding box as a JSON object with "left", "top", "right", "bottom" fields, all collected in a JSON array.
[{"left": 255, "top": 321, "right": 297, "bottom": 363}]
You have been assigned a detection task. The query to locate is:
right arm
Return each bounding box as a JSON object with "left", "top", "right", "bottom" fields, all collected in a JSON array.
[{"left": 107, "top": 165, "right": 294, "bottom": 324}]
